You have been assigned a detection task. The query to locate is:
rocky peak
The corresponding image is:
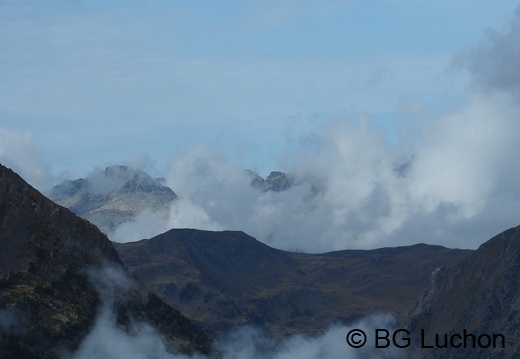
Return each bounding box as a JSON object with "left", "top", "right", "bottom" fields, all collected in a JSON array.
[
  {"left": 245, "top": 169, "right": 294, "bottom": 192},
  {"left": 47, "top": 165, "right": 177, "bottom": 234}
]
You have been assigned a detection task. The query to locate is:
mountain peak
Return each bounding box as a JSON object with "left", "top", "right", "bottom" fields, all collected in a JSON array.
[
  {"left": 47, "top": 165, "right": 177, "bottom": 234},
  {"left": 245, "top": 169, "right": 294, "bottom": 192}
]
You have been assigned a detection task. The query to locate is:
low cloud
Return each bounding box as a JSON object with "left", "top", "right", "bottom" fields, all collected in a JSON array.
[
  {"left": 66, "top": 266, "right": 199, "bottom": 359},
  {"left": 215, "top": 314, "right": 401, "bottom": 359},
  {"left": 109, "top": 209, "right": 174, "bottom": 243},
  {"left": 68, "top": 305, "right": 197, "bottom": 359}
]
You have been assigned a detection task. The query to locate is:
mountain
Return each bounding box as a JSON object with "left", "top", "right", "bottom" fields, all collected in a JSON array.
[
  {"left": 47, "top": 165, "right": 177, "bottom": 234},
  {"left": 403, "top": 225, "right": 520, "bottom": 358},
  {"left": 0, "top": 164, "right": 211, "bottom": 358},
  {"left": 245, "top": 170, "right": 294, "bottom": 192},
  {"left": 114, "top": 229, "right": 470, "bottom": 338}
]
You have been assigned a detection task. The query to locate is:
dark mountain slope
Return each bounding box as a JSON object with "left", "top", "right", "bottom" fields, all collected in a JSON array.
[
  {"left": 404, "top": 224, "right": 520, "bottom": 359},
  {"left": 0, "top": 164, "right": 211, "bottom": 358},
  {"left": 114, "top": 229, "right": 470, "bottom": 338}
]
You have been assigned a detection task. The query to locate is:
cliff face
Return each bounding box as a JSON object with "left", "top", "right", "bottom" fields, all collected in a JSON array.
[
  {"left": 403, "top": 225, "right": 520, "bottom": 359},
  {"left": 0, "top": 164, "right": 211, "bottom": 358}
]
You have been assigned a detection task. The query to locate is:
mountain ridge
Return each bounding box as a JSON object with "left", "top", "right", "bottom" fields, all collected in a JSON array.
[{"left": 114, "top": 228, "right": 470, "bottom": 338}]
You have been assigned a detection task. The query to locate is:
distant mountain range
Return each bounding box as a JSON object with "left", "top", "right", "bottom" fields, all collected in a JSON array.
[
  {"left": 0, "top": 164, "right": 210, "bottom": 358},
  {"left": 47, "top": 165, "right": 177, "bottom": 234}
]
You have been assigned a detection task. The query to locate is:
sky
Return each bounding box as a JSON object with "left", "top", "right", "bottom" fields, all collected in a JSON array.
[{"left": 2, "top": 1, "right": 520, "bottom": 251}]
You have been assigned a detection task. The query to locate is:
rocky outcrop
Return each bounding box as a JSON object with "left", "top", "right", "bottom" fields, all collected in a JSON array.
[{"left": 0, "top": 164, "right": 211, "bottom": 358}]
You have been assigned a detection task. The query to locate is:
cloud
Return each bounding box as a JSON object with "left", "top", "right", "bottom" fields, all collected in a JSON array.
[
  {"left": 68, "top": 305, "right": 197, "bottom": 359},
  {"left": 67, "top": 266, "right": 199, "bottom": 359},
  {"left": 109, "top": 209, "right": 173, "bottom": 243},
  {"left": 215, "top": 314, "right": 401, "bottom": 359},
  {"left": 112, "top": 6, "right": 517, "bottom": 252},
  {"left": 459, "top": 6, "right": 520, "bottom": 95},
  {"left": 0, "top": 128, "right": 53, "bottom": 190},
  {"left": 144, "top": 88, "right": 520, "bottom": 252}
]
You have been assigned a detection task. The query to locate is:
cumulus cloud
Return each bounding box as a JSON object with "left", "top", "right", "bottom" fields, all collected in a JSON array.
[{"left": 0, "top": 128, "right": 53, "bottom": 190}]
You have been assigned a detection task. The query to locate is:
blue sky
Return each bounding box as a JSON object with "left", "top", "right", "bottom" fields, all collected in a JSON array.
[
  {"left": 3, "top": 1, "right": 520, "bottom": 251},
  {"left": 1, "top": 0, "right": 518, "bottom": 180}
]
